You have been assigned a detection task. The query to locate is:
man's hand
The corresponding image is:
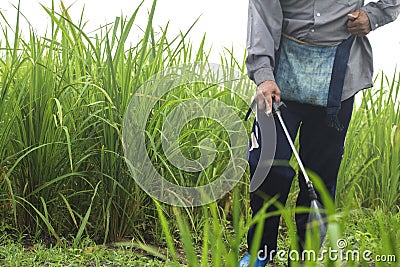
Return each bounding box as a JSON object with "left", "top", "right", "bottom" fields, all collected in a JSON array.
[
  {"left": 254, "top": 80, "right": 281, "bottom": 115},
  {"left": 347, "top": 10, "right": 371, "bottom": 37}
]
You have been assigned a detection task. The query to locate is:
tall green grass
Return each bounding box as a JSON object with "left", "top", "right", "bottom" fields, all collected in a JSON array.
[
  {"left": 0, "top": 0, "right": 252, "bottom": 245},
  {"left": 338, "top": 71, "right": 400, "bottom": 212},
  {"left": 0, "top": 1, "right": 399, "bottom": 266},
  {"left": 0, "top": 0, "right": 154, "bottom": 243},
  {"left": 0, "top": 0, "right": 241, "bottom": 244}
]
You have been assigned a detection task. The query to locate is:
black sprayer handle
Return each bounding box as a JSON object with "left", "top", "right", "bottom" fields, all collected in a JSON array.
[
  {"left": 245, "top": 100, "right": 286, "bottom": 121},
  {"left": 272, "top": 101, "right": 286, "bottom": 114}
]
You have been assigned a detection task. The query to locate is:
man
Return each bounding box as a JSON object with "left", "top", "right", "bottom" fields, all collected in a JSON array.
[{"left": 239, "top": 1, "right": 400, "bottom": 266}]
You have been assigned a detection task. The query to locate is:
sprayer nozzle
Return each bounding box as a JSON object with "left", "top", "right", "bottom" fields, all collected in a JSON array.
[{"left": 307, "top": 181, "right": 318, "bottom": 200}]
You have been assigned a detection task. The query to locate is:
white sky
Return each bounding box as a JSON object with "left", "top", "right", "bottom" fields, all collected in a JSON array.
[{"left": 1, "top": 0, "right": 400, "bottom": 78}]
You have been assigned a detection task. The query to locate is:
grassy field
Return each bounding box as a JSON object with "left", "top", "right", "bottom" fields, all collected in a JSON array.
[{"left": 0, "top": 1, "right": 399, "bottom": 266}]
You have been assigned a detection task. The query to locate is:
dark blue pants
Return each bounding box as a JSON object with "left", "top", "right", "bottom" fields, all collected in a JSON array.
[{"left": 247, "top": 97, "right": 354, "bottom": 256}]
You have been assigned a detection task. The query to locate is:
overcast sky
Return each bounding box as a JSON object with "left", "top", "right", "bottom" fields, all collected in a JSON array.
[{"left": 2, "top": 0, "right": 400, "bottom": 78}]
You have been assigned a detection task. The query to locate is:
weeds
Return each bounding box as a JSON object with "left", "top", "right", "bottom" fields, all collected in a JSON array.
[{"left": 0, "top": 1, "right": 399, "bottom": 266}]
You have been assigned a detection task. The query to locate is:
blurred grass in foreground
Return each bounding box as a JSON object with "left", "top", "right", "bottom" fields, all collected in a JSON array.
[{"left": 0, "top": 1, "right": 399, "bottom": 266}]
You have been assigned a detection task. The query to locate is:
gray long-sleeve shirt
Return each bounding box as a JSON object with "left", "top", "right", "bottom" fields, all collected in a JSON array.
[{"left": 246, "top": 0, "right": 400, "bottom": 100}]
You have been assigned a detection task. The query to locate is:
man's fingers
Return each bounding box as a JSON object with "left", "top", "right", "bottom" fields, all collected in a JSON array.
[
  {"left": 347, "top": 23, "right": 367, "bottom": 35},
  {"left": 273, "top": 88, "right": 281, "bottom": 103},
  {"left": 347, "top": 21, "right": 366, "bottom": 29},
  {"left": 256, "top": 96, "right": 265, "bottom": 112},
  {"left": 255, "top": 93, "right": 278, "bottom": 115},
  {"left": 255, "top": 94, "right": 272, "bottom": 115},
  {"left": 254, "top": 80, "right": 281, "bottom": 115},
  {"left": 347, "top": 20, "right": 357, "bottom": 28},
  {"left": 264, "top": 94, "right": 272, "bottom": 115},
  {"left": 347, "top": 10, "right": 371, "bottom": 36},
  {"left": 347, "top": 20, "right": 364, "bottom": 30},
  {"left": 347, "top": 13, "right": 359, "bottom": 21},
  {"left": 274, "top": 93, "right": 281, "bottom": 104},
  {"left": 347, "top": 26, "right": 369, "bottom": 35}
]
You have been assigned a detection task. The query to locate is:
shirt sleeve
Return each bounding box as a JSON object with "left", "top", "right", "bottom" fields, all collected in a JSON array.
[
  {"left": 361, "top": 0, "right": 400, "bottom": 30},
  {"left": 245, "top": 0, "right": 283, "bottom": 85}
]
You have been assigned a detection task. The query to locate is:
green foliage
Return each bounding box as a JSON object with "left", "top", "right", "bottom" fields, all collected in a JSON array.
[
  {"left": 338, "top": 71, "right": 400, "bottom": 212},
  {"left": 0, "top": 236, "right": 167, "bottom": 266},
  {"left": 0, "top": 1, "right": 399, "bottom": 266},
  {"left": 0, "top": 0, "right": 251, "bottom": 245},
  {"left": 0, "top": 0, "right": 164, "bottom": 243}
]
